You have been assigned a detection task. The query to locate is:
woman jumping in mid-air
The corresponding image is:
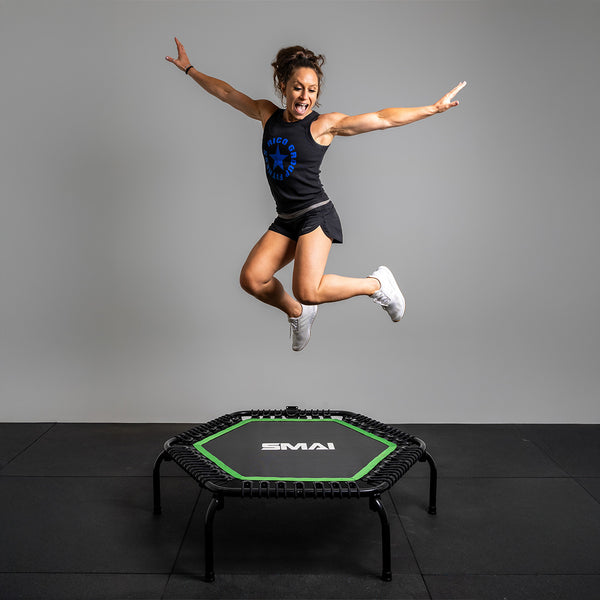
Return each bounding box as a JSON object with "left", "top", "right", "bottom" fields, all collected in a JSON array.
[{"left": 166, "top": 38, "right": 465, "bottom": 351}]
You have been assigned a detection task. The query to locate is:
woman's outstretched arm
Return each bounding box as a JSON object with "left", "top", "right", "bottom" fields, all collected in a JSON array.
[
  {"left": 317, "top": 81, "right": 467, "bottom": 140},
  {"left": 166, "top": 37, "right": 276, "bottom": 124}
]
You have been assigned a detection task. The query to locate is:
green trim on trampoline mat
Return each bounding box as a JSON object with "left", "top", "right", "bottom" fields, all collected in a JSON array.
[{"left": 192, "top": 418, "right": 397, "bottom": 482}]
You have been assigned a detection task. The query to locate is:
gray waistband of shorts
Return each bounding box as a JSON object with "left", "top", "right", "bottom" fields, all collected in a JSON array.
[{"left": 277, "top": 199, "right": 331, "bottom": 221}]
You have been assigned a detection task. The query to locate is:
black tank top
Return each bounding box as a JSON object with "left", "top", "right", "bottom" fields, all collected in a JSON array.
[{"left": 262, "top": 108, "right": 329, "bottom": 215}]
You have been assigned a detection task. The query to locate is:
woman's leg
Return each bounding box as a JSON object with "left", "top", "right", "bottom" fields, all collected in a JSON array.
[
  {"left": 292, "top": 227, "right": 380, "bottom": 305},
  {"left": 239, "top": 230, "right": 302, "bottom": 318},
  {"left": 240, "top": 226, "right": 404, "bottom": 351}
]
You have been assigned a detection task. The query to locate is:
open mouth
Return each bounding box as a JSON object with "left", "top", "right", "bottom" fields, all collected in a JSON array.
[{"left": 294, "top": 102, "right": 309, "bottom": 115}]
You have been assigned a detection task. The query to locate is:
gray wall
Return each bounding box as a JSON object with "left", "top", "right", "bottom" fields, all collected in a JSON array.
[{"left": 1, "top": 0, "right": 599, "bottom": 423}]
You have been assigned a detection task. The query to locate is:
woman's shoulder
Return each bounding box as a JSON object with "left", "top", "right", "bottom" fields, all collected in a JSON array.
[
  {"left": 311, "top": 111, "right": 347, "bottom": 145},
  {"left": 259, "top": 101, "right": 280, "bottom": 127},
  {"left": 313, "top": 111, "right": 348, "bottom": 133},
  {"left": 316, "top": 111, "right": 347, "bottom": 124}
]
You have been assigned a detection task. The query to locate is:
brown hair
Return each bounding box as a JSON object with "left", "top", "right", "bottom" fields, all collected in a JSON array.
[{"left": 271, "top": 46, "right": 325, "bottom": 105}]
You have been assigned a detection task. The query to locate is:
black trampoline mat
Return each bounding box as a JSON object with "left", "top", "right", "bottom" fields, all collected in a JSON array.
[{"left": 193, "top": 419, "right": 397, "bottom": 481}]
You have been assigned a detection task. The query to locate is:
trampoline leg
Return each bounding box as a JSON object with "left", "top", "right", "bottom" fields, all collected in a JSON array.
[
  {"left": 152, "top": 450, "right": 170, "bottom": 515},
  {"left": 204, "top": 493, "right": 224, "bottom": 583},
  {"left": 369, "top": 494, "right": 392, "bottom": 582},
  {"left": 423, "top": 451, "right": 437, "bottom": 515}
]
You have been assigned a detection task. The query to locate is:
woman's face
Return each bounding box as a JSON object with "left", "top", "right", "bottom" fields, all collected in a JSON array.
[{"left": 282, "top": 67, "right": 319, "bottom": 121}]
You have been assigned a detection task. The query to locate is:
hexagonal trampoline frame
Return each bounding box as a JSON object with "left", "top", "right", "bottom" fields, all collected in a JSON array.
[{"left": 153, "top": 407, "right": 437, "bottom": 582}]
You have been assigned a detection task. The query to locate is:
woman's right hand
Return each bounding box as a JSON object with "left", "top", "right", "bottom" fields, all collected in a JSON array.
[{"left": 165, "top": 37, "right": 192, "bottom": 72}]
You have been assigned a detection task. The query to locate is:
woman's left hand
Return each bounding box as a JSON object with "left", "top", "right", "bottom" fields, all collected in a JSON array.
[
  {"left": 433, "top": 81, "right": 467, "bottom": 113},
  {"left": 165, "top": 37, "right": 192, "bottom": 73}
]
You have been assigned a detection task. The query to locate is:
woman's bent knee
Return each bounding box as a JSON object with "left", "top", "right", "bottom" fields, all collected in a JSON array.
[
  {"left": 293, "top": 286, "right": 320, "bottom": 306},
  {"left": 240, "top": 268, "right": 272, "bottom": 297},
  {"left": 239, "top": 269, "right": 258, "bottom": 295}
]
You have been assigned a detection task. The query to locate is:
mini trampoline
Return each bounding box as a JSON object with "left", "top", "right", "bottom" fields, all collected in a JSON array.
[{"left": 153, "top": 406, "right": 437, "bottom": 581}]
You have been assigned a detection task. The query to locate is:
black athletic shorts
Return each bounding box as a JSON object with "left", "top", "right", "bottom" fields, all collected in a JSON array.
[{"left": 268, "top": 202, "right": 343, "bottom": 244}]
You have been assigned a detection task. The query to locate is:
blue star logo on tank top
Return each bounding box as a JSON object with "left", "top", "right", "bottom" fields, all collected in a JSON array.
[
  {"left": 270, "top": 145, "right": 287, "bottom": 170},
  {"left": 264, "top": 136, "right": 297, "bottom": 181}
]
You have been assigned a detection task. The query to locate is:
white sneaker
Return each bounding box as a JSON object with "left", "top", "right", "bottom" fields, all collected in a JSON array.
[
  {"left": 369, "top": 266, "right": 405, "bottom": 322},
  {"left": 288, "top": 304, "right": 318, "bottom": 351}
]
